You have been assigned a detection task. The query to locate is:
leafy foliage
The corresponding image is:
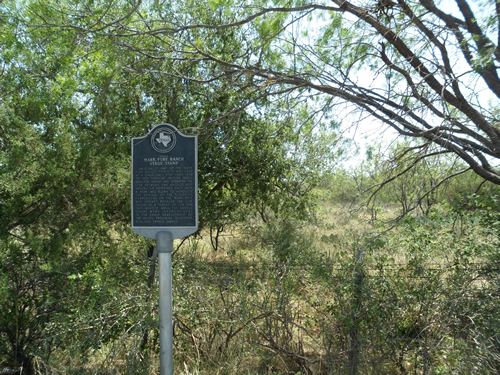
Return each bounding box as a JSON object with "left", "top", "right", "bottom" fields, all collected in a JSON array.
[{"left": 0, "top": 1, "right": 498, "bottom": 374}]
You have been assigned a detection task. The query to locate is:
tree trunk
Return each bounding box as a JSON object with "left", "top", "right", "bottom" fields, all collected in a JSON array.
[{"left": 348, "top": 247, "right": 364, "bottom": 375}]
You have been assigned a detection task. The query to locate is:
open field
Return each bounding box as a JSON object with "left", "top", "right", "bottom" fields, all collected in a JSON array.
[{"left": 27, "top": 185, "right": 496, "bottom": 375}]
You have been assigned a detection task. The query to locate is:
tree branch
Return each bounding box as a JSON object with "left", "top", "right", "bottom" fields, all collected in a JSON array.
[{"left": 333, "top": 0, "right": 499, "bottom": 148}]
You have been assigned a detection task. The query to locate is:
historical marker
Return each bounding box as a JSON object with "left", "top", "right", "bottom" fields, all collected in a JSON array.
[
  {"left": 131, "top": 123, "right": 198, "bottom": 375},
  {"left": 132, "top": 123, "right": 198, "bottom": 239}
]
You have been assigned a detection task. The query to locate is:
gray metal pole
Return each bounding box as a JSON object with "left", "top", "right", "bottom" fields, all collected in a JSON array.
[{"left": 156, "top": 231, "right": 173, "bottom": 375}]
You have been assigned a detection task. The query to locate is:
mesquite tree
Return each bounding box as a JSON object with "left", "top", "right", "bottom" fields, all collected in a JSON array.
[
  {"left": 177, "top": 0, "right": 498, "bottom": 184},
  {"left": 57, "top": 0, "right": 499, "bottom": 183},
  {"left": 27, "top": 0, "right": 500, "bottom": 182}
]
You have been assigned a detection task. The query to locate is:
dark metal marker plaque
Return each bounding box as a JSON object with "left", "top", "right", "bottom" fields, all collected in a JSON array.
[{"left": 132, "top": 124, "right": 198, "bottom": 239}]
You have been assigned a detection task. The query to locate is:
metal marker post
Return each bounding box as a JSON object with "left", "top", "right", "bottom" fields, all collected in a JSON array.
[
  {"left": 157, "top": 231, "right": 173, "bottom": 375},
  {"left": 132, "top": 124, "right": 197, "bottom": 373}
]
